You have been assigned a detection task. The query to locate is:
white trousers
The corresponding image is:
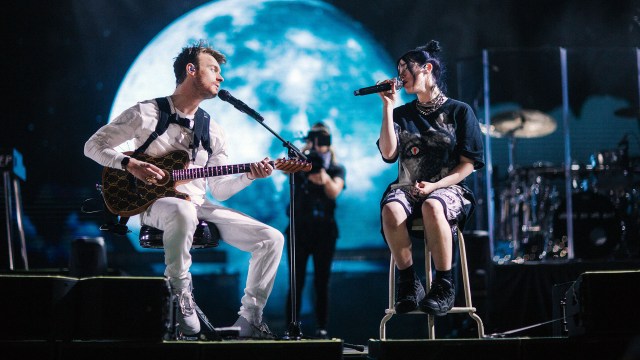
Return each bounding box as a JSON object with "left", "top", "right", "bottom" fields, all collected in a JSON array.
[{"left": 141, "top": 197, "right": 284, "bottom": 325}]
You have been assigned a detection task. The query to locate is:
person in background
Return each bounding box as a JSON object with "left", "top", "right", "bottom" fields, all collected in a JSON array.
[
  {"left": 285, "top": 122, "right": 346, "bottom": 338},
  {"left": 375, "top": 40, "right": 484, "bottom": 317}
]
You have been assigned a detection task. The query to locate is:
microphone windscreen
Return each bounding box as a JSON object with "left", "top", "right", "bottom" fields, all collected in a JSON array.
[
  {"left": 394, "top": 77, "right": 404, "bottom": 90},
  {"left": 218, "top": 89, "right": 231, "bottom": 101}
]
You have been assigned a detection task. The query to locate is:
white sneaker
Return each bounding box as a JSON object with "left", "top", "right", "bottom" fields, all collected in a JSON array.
[
  {"left": 232, "top": 316, "right": 276, "bottom": 339},
  {"left": 170, "top": 275, "right": 201, "bottom": 335}
]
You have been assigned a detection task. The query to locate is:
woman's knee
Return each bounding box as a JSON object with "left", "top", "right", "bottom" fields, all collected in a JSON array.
[
  {"left": 382, "top": 202, "right": 405, "bottom": 228},
  {"left": 421, "top": 199, "right": 444, "bottom": 219}
]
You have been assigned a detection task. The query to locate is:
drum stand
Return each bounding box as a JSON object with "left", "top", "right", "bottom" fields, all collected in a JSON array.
[
  {"left": 608, "top": 140, "right": 638, "bottom": 258},
  {"left": 502, "top": 130, "right": 560, "bottom": 261},
  {"left": 505, "top": 134, "right": 523, "bottom": 259},
  {"left": 2, "top": 148, "right": 29, "bottom": 270},
  {"left": 491, "top": 109, "right": 562, "bottom": 262}
]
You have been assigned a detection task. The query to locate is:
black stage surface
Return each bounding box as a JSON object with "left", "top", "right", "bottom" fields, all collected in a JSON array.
[
  {"left": 2, "top": 336, "right": 638, "bottom": 360},
  {"left": 2, "top": 260, "right": 640, "bottom": 360}
]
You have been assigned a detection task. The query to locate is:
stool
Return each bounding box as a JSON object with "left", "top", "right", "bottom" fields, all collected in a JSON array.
[
  {"left": 139, "top": 220, "right": 221, "bottom": 249},
  {"left": 138, "top": 220, "right": 224, "bottom": 340},
  {"left": 379, "top": 218, "right": 485, "bottom": 339}
]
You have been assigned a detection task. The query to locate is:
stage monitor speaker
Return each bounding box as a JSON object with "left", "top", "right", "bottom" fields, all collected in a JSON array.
[
  {"left": 0, "top": 274, "right": 173, "bottom": 341},
  {"left": 565, "top": 270, "right": 640, "bottom": 337},
  {"left": 73, "top": 276, "right": 173, "bottom": 341},
  {"left": 0, "top": 274, "right": 77, "bottom": 340}
]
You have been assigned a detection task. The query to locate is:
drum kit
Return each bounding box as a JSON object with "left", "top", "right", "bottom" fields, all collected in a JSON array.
[{"left": 486, "top": 108, "right": 640, "bottom": 263}]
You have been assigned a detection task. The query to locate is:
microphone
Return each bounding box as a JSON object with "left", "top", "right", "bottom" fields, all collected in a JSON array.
[
  {"left": 218, "top": 89, "right": 264, "bottom": 121},
  {"left": 353, "top": 77, "right": 403, "bottom": 96}
]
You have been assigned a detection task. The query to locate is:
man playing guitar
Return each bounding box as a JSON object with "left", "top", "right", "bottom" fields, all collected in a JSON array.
[{"left": 85, "top": 40, "right": 306, "bottom": 339}]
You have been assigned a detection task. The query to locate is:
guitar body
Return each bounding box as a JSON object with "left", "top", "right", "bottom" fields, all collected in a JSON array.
[
  {"left": 101, "top": 150, "right": 311, "bottom": 217},
  {"left": 102, "top": 151, "right": 191, "bottom": 217}
]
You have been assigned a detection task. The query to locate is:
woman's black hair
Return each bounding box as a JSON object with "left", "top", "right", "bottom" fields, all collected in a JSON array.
[{"left": 397, "top": 40, "right": 447, "bottom": 94}]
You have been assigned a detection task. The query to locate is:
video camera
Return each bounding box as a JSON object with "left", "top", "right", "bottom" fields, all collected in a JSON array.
[
  {"left": 304, "top": 130, "right": 331, "bottom": 174},
  {"left": 304, "top": 149, "right": 325, "bottom": 174}
]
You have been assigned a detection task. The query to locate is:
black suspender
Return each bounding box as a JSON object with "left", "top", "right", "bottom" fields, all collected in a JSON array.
[{"left": 134, "top": 97, "right": 212, "bottom": 160}]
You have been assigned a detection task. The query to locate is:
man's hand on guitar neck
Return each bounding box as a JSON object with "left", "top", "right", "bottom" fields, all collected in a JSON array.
[
  {"left": 125, "top": 157, "right": 165, "bottom": 185},
  {"left": 247, "top": 157, "right": 274, "bottom": 180}
]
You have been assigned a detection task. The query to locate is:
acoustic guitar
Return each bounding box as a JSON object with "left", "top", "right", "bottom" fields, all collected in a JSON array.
[{"left": 102, "top": 150, "right": 311, "bottom": 216}]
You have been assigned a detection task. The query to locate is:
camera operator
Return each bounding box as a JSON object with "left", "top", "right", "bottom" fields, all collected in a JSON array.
[{"left": 285, "top": 122, "right": 346, "bottom": 339}]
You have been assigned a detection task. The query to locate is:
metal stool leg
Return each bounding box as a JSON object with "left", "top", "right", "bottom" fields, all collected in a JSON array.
[
  {"left": 379, "top": 224, "right": 485, "bottom": 340},
  {"left": 457, "top": 230, "right": 485, "bottom": 338},
  {"left": 430, "top": 229, "right": 485, "bottom": 338},
  {"left": 379, "top": 256, "right": 396, "bottom": 340},
  {"left": 425, "top": 245, "right": 435, "bottom": 339}
]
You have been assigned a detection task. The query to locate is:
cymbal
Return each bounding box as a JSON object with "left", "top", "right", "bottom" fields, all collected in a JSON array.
[
  {"left": 614, "top": 107, "right": 640, "bottom": 118},
  {"left": 491, "top": 109, "right": 557, "bottom": 138}
]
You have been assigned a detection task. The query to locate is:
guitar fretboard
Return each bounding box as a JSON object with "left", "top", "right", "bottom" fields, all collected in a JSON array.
[{"left": 172, "top": 161, "right": 276, "bottom": 181}]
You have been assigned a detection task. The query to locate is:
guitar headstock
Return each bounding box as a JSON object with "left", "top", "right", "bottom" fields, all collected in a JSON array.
[{"left": 274, "top": 158, "right": 312, "bottom": 173}]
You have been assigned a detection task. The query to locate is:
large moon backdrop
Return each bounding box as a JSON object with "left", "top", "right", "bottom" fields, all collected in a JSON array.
[{"left": 108, "top": 0, "right": 410, "bottom": 305}]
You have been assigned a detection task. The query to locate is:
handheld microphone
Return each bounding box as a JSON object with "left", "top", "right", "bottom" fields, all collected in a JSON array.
[
  {"left": 353, "top": 77, "right": 403, "bottom": 96},
  {"left": 218, "top": 89, "right": 264, "bottom": 121}
]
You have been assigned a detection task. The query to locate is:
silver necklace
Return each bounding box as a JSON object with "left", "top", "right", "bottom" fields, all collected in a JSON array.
[{"left": 415, "top": 92, "right": 447, "bottom": 116}]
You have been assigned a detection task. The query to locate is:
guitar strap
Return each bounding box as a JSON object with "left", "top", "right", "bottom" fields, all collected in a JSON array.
[
  {"left": 103, "top": 97, "right": 213, "bottom": 234},
  {"left": 133, "top": 97, "right": 213, "bottom": 160}
]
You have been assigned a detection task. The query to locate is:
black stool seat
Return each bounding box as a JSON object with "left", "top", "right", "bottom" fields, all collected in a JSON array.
[{"left": 139, "top": 220, "right": 221, "bottom": 249}]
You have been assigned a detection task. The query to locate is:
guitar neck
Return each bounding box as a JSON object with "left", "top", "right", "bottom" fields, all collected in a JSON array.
[{"left": 173, "top": 161, "right": 275, "bottom": 181}]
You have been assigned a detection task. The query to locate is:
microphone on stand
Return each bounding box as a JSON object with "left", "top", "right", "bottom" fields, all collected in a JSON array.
[
  {"left": 218, "top": 89, "right": 264, "bottom": 121},
  {"left": 353, "top": 77, "right": 403, "bottom": 96}
]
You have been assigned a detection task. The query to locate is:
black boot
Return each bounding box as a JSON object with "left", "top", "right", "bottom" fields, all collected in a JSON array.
[
  {"left": 394, "top": 273, "right": 426, "bottom": 314},
  {"left": 419, "top": 278, "right": 455, "bottom": 316}
]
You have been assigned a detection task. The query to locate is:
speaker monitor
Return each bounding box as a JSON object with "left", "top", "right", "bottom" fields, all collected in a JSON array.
[
  {"left": 74, "top": 276, "right": 173, "bottom": 341},
  {"left": 565, "top": 270, "right": 640, "bottom": 337},
  {"left": 0, "top": 274, "right": 76, "bottom": 340},
  {"left": 0, "top": 274, "right": 172, "bottom": 341}
]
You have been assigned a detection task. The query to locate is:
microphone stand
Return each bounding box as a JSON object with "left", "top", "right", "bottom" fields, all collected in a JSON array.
[
  {"left": 223, "top": 100, "right": 366, "bottom": 352},
  {"left": 229, "top": 107, "right": 307, "bottom": 339}
]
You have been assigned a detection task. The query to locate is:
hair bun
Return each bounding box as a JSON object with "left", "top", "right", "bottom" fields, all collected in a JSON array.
[{"left": 424, "top": 40, "right": 441, "bottom": 54}]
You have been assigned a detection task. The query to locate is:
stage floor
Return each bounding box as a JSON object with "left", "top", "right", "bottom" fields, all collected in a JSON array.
[
  {"left": 368, "top": 335, "right": 639, "bottom": 360},
  {"left": 3, "top": 335, "right": 639, "bottom": 360},
  {"left": 3, "top": 260, "right": 639, "bottom": 359}
]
